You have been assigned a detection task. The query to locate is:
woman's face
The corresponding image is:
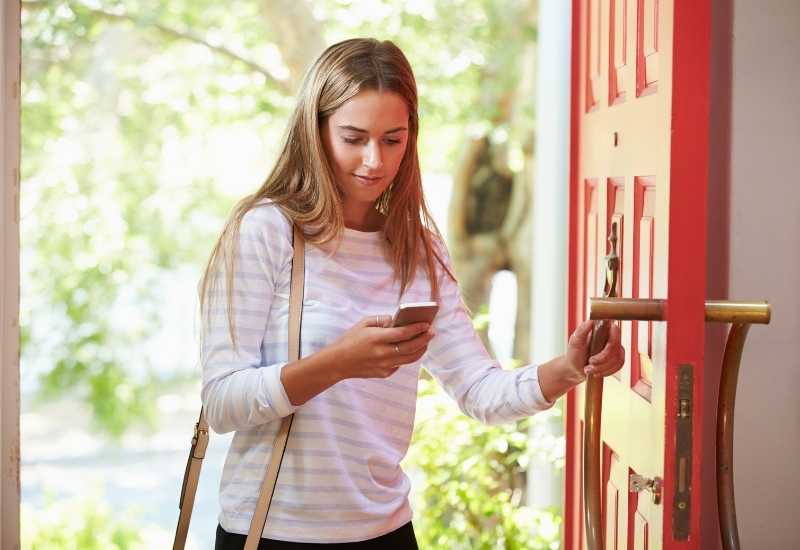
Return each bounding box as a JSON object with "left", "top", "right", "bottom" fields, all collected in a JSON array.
[{"left": 321, "top": 89, "right": 410, "bottom": 220}]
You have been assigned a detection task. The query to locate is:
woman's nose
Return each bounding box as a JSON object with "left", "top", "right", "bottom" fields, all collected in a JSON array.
[{"left": 363, "top": 141, "right": 383, "bottom": 170}]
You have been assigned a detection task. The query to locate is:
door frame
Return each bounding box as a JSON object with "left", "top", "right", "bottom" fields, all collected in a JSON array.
[{"left": 1, "top": 0, "right": 21, "bottom": 548}]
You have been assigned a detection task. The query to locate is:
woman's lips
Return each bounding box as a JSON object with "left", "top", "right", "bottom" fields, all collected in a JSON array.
[{"left": 354, "top": 174, "right": 383, "bottom": 185}]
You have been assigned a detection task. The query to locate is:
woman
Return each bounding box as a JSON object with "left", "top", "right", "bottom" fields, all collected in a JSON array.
[{"left": 199, "top": 38, "right": 624, "bottom": 549}]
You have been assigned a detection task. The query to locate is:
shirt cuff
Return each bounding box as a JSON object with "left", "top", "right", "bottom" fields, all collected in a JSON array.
[
  {"left": 263, "top": 362, "right": 298, "bottom": 418},
  {"left": 515, "top": 364, "right": 556, "bottom": 412}
]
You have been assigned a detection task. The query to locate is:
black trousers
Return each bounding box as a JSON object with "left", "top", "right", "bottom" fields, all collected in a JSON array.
[{"left": 215, "top": 522, "right": 419, "bottom": 549}]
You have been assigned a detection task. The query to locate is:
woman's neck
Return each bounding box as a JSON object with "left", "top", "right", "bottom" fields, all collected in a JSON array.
[{"left": 343, "top": 207, "right": 385, "bottom": 232}]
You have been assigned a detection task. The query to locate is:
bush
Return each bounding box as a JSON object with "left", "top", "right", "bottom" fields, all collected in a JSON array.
[
  {"left": 22, "top": 495, "right": 142, "bottom": 550},
  {"left": 405, "top": 375, "right": 562, "bottom": 549}
]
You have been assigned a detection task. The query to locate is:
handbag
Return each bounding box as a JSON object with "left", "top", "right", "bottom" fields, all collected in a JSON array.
[{"left": 173, "top": 224, "right": 306, "bottom": 550}]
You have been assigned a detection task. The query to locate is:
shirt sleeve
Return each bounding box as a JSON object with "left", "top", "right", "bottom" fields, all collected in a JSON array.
[
  {"left": 200, "top": 205, "right": 298, "bottom": 434},
  {"left": 422, "top": 239, "right": 555, "bottom": 425}
]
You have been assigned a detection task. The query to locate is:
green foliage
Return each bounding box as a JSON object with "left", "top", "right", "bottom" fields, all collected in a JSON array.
[
  {"left": 472, "top": 303, "right": 491, "bottom": 332},
  {"left": 21, "top": 0, "right": 239, "bottom": 435},
  {"left": 21, "top": 0, "right": 537, "bottom": 437},
  {"left": 22, "top": 495, "right": 142, "bottom": 550},
  {"left": 405, "top": 311, "right": 563, "bottom": 548},
  {"left": 406, "top": 377, "right": 562, "bottom": 549}
]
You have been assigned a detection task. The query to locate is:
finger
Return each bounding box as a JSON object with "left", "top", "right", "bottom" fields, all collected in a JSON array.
[
  {"left": 401, "top": 329, "right": 436, "bottom": 350},
  {"left": 571, "top": 319, "right": 594, "bottom": 344},
  {"left": 589, "top": 345, "right": 612, "bottom": 364},
  {"left": 590, "top": 348, "right": 626, "bottom": 375},
  {"left": 589, "top": 325, "right": 622, "bottom": 364},
  {"left": 387, "top": 330, "right": 435, "bottom": 358},
  {"left": 589, "top": 345, "right": 623, "bottom": 366},
  {"left": 396, "top": 346, "right": 429, "bottom": 366},
  {"left": 391, "top": 333, "right": 432, "bottom": 357},
  {"left": 380, "top": 322, "right": 431, "bottom": 342},
  {"left": 592, "top": 357, "right": 624, "bottom": 377},
  {"left": 364, "top": 314, "right": 393, "bottom": 328}
]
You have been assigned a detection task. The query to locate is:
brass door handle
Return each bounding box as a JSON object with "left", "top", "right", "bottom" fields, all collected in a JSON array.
[
  {"left": 586, "top": 296, "right": 770, "bottom": 550},
  {"left": 715, "top": 310, "right": 769, "bottom": 550},
  {"left": 584, "top": 295, "right": 662, "bottom": 550},
  {"left": 583, "top": 225, "right": 619, "bottom": 550},
  {"left": 589, "top": 297, "right": 770, "bottom": 325},
  {"left": 583, "top": 321, "right": 609, "bottom": 550}
]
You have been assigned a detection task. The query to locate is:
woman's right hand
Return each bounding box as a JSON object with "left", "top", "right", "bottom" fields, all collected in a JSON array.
[{"left": 329, "top": 315, "right": 435, "bottom": 380}]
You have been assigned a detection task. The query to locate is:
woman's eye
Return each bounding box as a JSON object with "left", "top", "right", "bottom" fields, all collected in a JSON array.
[{"left": 341, "top": 137, "right": 402, "bottom": 146}]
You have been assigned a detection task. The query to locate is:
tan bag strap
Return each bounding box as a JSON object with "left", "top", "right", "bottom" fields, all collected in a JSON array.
[
  {"left": 173, "top": 224, "right": 305, "bottom": 550},
  {"left": 244, "top": 224, "right": 304, "bottom": 548},
  {"left": 173, "top": 408, "right": 209, "bottom": 550}
]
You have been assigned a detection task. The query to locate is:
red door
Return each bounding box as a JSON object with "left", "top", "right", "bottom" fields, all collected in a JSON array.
[{"left": 565, "top": 1, "right": 712, "bottom": 548}]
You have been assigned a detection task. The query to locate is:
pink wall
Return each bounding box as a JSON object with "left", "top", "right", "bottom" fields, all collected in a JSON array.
[{"left": 706, "top": 0, "right": 800, "bottom": 547}]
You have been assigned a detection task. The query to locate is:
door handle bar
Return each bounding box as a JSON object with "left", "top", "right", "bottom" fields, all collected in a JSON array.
[
  {"left": 584, "top": 296, "right": 770, "bottom": 550},
  {"left": 589, "top": 297, "right": 770, "bottom": 324}
]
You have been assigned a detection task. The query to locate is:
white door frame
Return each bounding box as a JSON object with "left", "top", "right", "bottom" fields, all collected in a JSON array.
[
  {"left": 527, "top": 0, "right": 571, "bottom": 512},
  {"left": 1, "top": 1, "right": 21, "bottom": 548}
]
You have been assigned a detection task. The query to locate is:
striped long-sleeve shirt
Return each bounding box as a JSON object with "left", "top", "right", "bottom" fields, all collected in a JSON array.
[{"left": 200, "top": 200, "right": 553, "bottom": 543}]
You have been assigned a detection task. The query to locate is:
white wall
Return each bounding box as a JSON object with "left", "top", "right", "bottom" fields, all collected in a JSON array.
[
  {"left": 730, "top": 1, "right": 800, "bottom": 547},
  {"left": 708, "top": 0, "right": 800, "bottom": 547}
]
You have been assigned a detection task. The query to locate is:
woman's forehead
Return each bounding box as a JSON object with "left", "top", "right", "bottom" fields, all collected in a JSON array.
[{"left": 330, "top": 89, "right": 409, "bottom": 131}]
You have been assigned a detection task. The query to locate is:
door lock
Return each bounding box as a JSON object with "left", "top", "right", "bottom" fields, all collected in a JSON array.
[{"left": 629, "top": 474, "right": 663, "bottom": 505}]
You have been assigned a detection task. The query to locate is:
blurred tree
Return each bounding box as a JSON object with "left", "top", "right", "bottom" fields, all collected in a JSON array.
[
  {"left": 446, "top": 1, "right": 538, "bottom": 362},
  {"left": 20, "top": 0, "right": 537, "bottom": 434}
]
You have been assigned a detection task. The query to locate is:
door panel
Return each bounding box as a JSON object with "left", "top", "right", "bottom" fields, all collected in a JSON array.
[
  {"left": 609, "top": 0, "right": 630, "bottom": 105},
  {"left": 566, "top": 1, "right": 712, "bottom": 548},
  {"left": 632, "top": 177, "right": 656, "bottom": 400},
  {"left": 603, "top": 445, "right": 627, "bottom": 550},
  {"left": 636, "top": 0, "right": 660, "bottom": 95},
  {"left": 633, "top": 507, "right": 650, "bottom": 550}
]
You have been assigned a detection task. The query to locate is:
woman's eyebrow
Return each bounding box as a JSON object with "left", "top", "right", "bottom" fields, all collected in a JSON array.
[{"left": 337, "top": 125, "right": 408, "bottom": 134}]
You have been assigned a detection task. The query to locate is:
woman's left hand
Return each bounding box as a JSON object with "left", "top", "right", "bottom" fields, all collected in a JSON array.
[
  {"left": 534, "top": 319, "right": 626, "bottom": 403},
  {"left": 566, "top": 319, "right": 625, "bottom": 380}
]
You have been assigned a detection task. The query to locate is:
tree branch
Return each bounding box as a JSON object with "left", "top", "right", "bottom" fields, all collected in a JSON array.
[{"left": 22, "top": 1, "right": 291, "bottom": 95}]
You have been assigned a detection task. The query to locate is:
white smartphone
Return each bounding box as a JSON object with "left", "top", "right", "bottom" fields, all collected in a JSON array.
[{"left": 391, "top": 301, "right": 439, "bottom": 327}]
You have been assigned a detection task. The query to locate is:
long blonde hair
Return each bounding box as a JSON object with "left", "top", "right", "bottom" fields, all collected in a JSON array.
[{"left": 198, "top": 38, "right": 455, "bottom": 350}]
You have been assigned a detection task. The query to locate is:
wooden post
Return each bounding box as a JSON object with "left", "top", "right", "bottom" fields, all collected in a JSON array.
[{"left": 1, "top": 1, "right": 21, "bottom": 548}]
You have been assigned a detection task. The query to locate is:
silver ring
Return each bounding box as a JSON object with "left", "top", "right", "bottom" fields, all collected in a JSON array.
[{"left": 395, "top": 344, "right": 400, "bottom": 354}]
